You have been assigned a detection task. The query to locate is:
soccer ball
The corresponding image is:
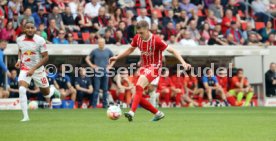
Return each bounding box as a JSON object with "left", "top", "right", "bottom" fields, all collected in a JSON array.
[
  {"left": 28, "top": 101, "right": 38, "bottom": 110},
  {"left": 106, "top": 105, "right": 122, "bottom": 120}
]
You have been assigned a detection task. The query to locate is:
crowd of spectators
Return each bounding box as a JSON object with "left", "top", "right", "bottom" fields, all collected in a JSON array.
[{"left": 0, "top": 0, "right": 275, "bottom": 46}]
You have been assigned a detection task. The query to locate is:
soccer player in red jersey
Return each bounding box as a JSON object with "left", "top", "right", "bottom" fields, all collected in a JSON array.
[
  {"left": 184, "top": 71, "right": 204, "bottom": 107},
  {"left": 157, "top": 69, "right": 174, "bottom": 107},
  {"left": 229, "top": 69, "right": 254, "bottom": 106},
  {"left": 109, "top": 20, "right": 191, "bottom": 122},
  {"left": 170, "top": 68, "right": 185, "bottom": 107},
  {"left": 216, "top": 70, "right": 239, "bottom": 106}
]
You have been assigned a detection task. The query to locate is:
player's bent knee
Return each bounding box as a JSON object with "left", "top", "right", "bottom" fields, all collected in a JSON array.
[
  {"left": 19, "top": 81, "right": 29, "bottom": 88},
  {"left": 136, "top": 75, "right": 149, "bottom": 88}
]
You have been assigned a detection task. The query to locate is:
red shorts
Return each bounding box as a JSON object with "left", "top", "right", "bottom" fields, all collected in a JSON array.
[{"left": 138, "top": 66, "right": 160, "bottom": 83}]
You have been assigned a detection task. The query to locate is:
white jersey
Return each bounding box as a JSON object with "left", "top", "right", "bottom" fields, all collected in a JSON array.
[{"left": 16, "top": 34, "right": 47, "bottom": 72}]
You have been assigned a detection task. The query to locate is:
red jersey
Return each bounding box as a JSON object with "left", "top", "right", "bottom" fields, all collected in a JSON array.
[
  {"left": 221, "top": 16, "right": 237, "bottom": 34},
  {"left": 184, "top": 76, "right": 198, "bottom": 89},
  {"left": 217, "top": 76, "right": 228, "bottom": 90},
  {"left": 170, "top": 75, "right": 185, "bottom": 93},
  {"left": 170, "top": 75, "right": 185, "bottom": 89},
  {"left": 157, "top": 76, "right": 174, "bottom": 92},
  {"left": 131, "top": 34, "right": 168, "bottom": 67},
  {"left": 230, "top": 76, "right": 249, "bottom": 89}
]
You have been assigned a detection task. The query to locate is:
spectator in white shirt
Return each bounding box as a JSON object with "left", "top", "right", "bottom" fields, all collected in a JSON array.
[
  {"left": 69, "top": 0, "right": 85, "bottom": 19},
  {"left": 179, "top": 30, "right": 198, "bottom": 47},
  {"left": 136, "top": 8, "right": 151, "bottom": 28},
  {"left": 84, "top": 0, "right": 101, "bottom": 19}
]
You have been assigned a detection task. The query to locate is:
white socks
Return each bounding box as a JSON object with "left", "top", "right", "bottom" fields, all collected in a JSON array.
[
  {"left": 19, "top": 86, "right": 29, "bottom": 121},
  {"left": 129, "top": 111, "right": 135, "bottom": 117},
  {"left": 155, "top": 111, "right": 161, "bottom": 116},
  {"left": 44, "top": 86, "right": 55, "bottom": 98}
]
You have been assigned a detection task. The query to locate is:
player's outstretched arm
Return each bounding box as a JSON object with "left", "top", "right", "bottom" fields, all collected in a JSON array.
[
  {"left": 109, "top": 47, "right": 136, "bottom": 64},
  {"left": 27, "top": 52, "right": 49, "bottom": 76},
  {"left": 166, "top": 46, "right": 191, "bottom": 70}
]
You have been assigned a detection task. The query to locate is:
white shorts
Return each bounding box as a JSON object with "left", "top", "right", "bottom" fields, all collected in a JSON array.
[
  {"left": 150, "top": 76, "right": 160, "bottom": 86},
  {"left": 18, "top": 70, "right": 49, "bottom": 88}
]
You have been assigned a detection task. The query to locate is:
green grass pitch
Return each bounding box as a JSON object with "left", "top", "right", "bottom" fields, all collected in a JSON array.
[{"left": 0, "top": 107, "right": 276, "bottom": 141}]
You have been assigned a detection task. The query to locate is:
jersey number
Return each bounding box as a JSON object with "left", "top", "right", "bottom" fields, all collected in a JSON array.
[{"left": 41, "top": 77, "right": 47, "bottom": 84}]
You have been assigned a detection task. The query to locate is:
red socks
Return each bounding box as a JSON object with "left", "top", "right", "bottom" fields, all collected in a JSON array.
[
  {"left": 131, "top": 85, "right": 144, "bottom": 112},
  {"left": 118, "top": 93, "right": 125, "bottom": 102},
  {"left": 175, "top": 93, "right": 182, "bottom": 106},
  {"left": 139, "top": 97, "right": 158, "bottom": 114},
  {"left": 131, "top": 85, "right": 158, "bottom": 114},
  {"left": 227, "top": 96, "right": 237, "bottom": 106},
  {"left": 198, "top": 96, "right": 203, "bottom": 107},
  {"left": 164, "top": 92, "right": 171, "bottom": 106}
]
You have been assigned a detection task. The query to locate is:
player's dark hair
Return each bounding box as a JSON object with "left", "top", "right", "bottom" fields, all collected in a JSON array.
[
  {"left": 237, "top": 68, "right": 243, "bottom": 73},
  {"left": 137, "top": 20, "right": 149, "bottom": 30},
  {"left": 24, "top": 20, "right": 35, "bottom": 27}
]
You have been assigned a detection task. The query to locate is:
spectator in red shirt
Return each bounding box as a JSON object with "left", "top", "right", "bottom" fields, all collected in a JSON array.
[
  {"left": 221, "top": 9, "right": 236, "bottom": 34},
  {"left": 157, "top": 69, "right": 174, "bottom": 107},
  {"left": 161, "top": 21, "right": 177, "bottom": 41},
  {"left": 15, "top": 18, "right": 27, "bottom": 37}
]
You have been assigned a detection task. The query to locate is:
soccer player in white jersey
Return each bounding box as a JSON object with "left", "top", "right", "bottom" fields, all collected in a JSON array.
[{"left": 15, "top": 21, "right": 60, "bottom": 122}]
